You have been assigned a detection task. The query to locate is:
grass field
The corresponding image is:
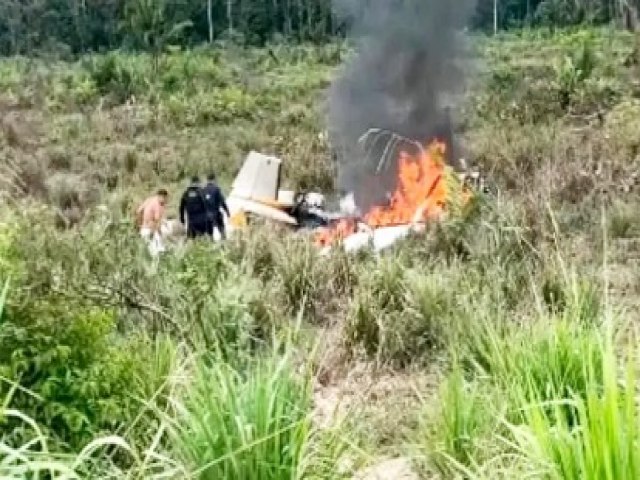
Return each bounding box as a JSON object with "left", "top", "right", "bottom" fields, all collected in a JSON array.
[{"left": 2, "top": 27, "right": 640, "bottom": 479}]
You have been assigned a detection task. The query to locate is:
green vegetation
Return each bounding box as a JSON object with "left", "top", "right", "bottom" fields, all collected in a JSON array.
[
  {"left": 2, "top": 22, "right": 640, "bottom": 480},
  {"left": 4, "top": 0, "right": 639, "bottom": 56},
  {"left": 173, "top": 348, "right": 349, "bottom": 479}
]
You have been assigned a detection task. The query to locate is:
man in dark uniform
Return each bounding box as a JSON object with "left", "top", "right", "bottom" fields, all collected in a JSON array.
[
  {"left": 179, "top": 176, "right": 209, "bottom": 239},
  {"left": 202, "top": 173, "right": 230, "bottom": 240}
]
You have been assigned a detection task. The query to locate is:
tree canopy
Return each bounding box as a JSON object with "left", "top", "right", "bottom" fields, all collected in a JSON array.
[{"left": 0, "top": 0, "right": 638, "bottom": 56}]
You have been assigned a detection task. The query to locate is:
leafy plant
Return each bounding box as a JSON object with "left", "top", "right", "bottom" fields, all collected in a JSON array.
[
  {"left": 85, "top": 53, "right": 140, "bottom": 103},
  {"left": 0, "top": 300, "right": 145, "bottom": 451},
  {"left": 554, "top": 38, "right": 596, "bottom": 109},
  {"left": 122, "top": 0, "right": 193, "bottom": 73}
]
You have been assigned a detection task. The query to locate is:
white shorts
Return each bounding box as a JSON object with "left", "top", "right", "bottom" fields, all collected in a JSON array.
[
  {"left": 140, "top": 227, "right": 165, "bottom": 256},
  {"left": 140, "top": 226, "right": 153, "bottom": 241}
]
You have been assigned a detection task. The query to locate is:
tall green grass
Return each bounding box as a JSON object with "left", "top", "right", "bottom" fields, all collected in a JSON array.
[
  {"left": 475, "top": 319, "right": 603, "bottom": 425},
  {"left": 171, "top": 347, "right": 350, "bottom": 479},
  {"left": 419, "top": 260, "right": 640, "bottom": 480},
  {"left": 504, "top": 332, "right": 640, "bottom": 480},
  {"left": 421, "top": 366, "right": 497, "bottom": 477},
  {"left": 0, "top": 278, "right": 7, "bottom": 318}
]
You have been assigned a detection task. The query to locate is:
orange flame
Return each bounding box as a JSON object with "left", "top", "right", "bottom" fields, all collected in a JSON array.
[
  {"left": 315, "top": 218, "right": 358, "bottom": 248},
  {"left": 315, "top": 139, "right": 454, "bottom": 248}
]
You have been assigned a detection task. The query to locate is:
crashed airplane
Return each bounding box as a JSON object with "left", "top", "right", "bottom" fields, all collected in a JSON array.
[{"left": 225, "top": 140, "right": 484, "bottom": 254}]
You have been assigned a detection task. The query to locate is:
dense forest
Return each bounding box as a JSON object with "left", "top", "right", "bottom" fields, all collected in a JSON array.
[{"left": 1, "top": 0, "right": 640, "bottom": 56}]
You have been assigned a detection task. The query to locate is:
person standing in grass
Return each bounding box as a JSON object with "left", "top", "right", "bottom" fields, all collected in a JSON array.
[
  {"left": 203, "top": 172, "right": 230, "bottom": 240},
  {"left": 179, "top": 176, "right": 209, "bottom": 239},
  {"left": 136, "top": 188, "right": 169, "bottom": 255}
]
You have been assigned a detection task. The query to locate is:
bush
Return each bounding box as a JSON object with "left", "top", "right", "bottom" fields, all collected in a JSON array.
[
  {"left": 0, "top": 301, "right": 142, "bottom": 451},
  {"left": 6, "top": 218, "right": 274, "bottom": 362},
  {"left": 85, "top": 53, "right": 143, "bottom": 104},
  {"left": 273, "top": 237, "right": 327, "bottom": 317},
  {"left": 607, "top": 200, "right": 639, "bottom": 239},
  {"left": 45, "top": 172, "right": 100, "bottom": 222},
  {"left": 158, "top": 241, "right": 265, "bottom": 361},
  {"left": 0, "top": 215, "right": 24, "bottom": 281},
  {"left": 344, "top": 258, "right": 458, "bottom": 366},
  {"left": 554, "top": 37, "right": 596, "bottom": 110}
]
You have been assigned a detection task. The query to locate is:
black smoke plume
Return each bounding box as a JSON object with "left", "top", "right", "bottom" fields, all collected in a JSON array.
[{"left": 328, "top": 0, "right": 477, "bottom": 211}]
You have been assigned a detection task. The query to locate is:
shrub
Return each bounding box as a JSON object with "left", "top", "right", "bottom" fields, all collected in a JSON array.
[
  {"left": 554, "top": 37, "right": 596, "bottom": 110},
  {"left": 344, "top": 259, "right": 458, "bottom": 366},
  {"left": 85, "top": 53, "right": 142, "bottom": 104},
  {"left": 0, "top": 279, "right": 7, "bottom": 318},
  {"left": 273, "top": 237, "right": 327, "bottom": 317},
  {"left": 7, "top": 218, "right": 272, "bottom": 361},
  {"left": 0, "top": 301, "right": 142, "bottom": 451},
  {"left": 607, "top": 200, "right": 639, "bottom": 239},
  {"left": 5, "top": 154, "right": 49, "bottom": 199},
  {"left": 0, "top": 215, "right": 24, "bottom": 281},
  {"left": 159, "top": 242, "right": 264, "bottom": 361},
  {"left": 45, "top": 172, "right": 100, "bottom": 219}
]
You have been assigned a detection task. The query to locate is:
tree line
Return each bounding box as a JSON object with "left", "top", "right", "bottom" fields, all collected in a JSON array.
[{"left": 0, "top": 0, "right": 639, "bottom": 56}]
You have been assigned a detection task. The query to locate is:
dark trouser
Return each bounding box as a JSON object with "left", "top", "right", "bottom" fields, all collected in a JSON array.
[
  {"left": 187, "top": 219, "right": 209, "bottom": 239},
  {"left": 207, "top": 214, "right": 225, "bottom": 240},
  {"left": 205, "top": 221, "right": 214, "bottom": 237},
  {"left": 216, "top": 214, "right": 226, "bottom": 240}
]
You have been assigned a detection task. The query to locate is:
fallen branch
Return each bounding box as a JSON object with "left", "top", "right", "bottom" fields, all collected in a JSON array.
[{"left": 51, "top": 282, "right": 194, "bottom": 348}]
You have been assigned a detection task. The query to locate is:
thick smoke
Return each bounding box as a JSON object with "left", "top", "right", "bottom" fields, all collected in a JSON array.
[{"left": 328, "top": 0, "right": 477, "bottom": 211}]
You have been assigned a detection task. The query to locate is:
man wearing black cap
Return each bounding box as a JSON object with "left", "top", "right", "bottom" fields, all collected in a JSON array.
[
  {"left": 179, "top": 176, "right": 208, "bottom": 239},
  {"left": 202, "top": 172, "right": 230, "bottom": 240}
]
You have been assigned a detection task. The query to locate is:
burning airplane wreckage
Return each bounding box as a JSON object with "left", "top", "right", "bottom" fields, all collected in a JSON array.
[
  {"left": 225, "top": 0, "right": 483, "bottom": 255},
  {"left": 225, "top": 129, "right": 485, "bottom": 255}
]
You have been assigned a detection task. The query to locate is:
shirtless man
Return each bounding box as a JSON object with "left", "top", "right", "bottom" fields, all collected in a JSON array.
[{"left": 136, "top": 189, "right": 169, "bottom": 254}]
